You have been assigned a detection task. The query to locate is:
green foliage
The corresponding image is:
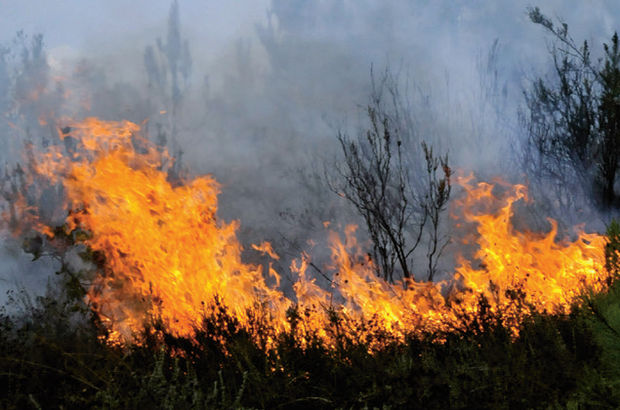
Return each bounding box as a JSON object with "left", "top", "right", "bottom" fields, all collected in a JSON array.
[
  {"left": 581, "top": 282, "right": 620, "bottom": 407},
  {"left": 605, "top": 219, "right": 620, "bottom": 277},
  {"left": 0, "top": 283, "right": 617, "bottom": 409},
  {"left": 572, "top": 220, "right": 620, "bottom": 407}
]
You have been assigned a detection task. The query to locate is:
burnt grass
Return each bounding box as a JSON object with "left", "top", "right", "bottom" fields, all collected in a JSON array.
[{"left": 1, "top": 279, "right": 620, "bottom": 410}]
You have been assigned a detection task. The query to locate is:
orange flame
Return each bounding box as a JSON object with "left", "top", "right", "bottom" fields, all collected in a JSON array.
[
  {"left": 13, "top": 118, "right": 610, "bottom": 347},
  {"left": 448, "top": 175, "right": 607, "bottom": 332}
]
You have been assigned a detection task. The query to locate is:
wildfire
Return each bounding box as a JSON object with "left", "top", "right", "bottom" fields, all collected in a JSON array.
[
  {"left": 453, "top": 175, "right": 606, "bottom": 320},
  {"left": 8, "top": 118, "right": 609, "bottom": 347}
]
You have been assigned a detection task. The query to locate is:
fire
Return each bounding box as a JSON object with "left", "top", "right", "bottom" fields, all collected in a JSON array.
[
  {"left": 26, "top": 118, "right": 291, "bottom": 344},
  {"left": 8, "top": 118, "right": 610, "bottom": 347},
  {"left": 452, "top": 175, "right": 606, "bottom": 320}
]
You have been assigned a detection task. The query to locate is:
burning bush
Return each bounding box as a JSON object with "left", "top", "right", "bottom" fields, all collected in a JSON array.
[{"left": 1, "top": 117, "right": 610, "bottom": 351}]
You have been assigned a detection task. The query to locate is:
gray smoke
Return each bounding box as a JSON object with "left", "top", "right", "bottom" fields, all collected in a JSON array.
[{"left": 1, "top": 0, "right": 619, "bottom": 302}]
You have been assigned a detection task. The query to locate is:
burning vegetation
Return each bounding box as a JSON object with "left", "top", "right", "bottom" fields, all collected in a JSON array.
[
  {"left": 7, "top": 117, "right": 609, "bottom": 349},
  {"left": 3, "top": 4, "right": 620, "bottom": 408}
]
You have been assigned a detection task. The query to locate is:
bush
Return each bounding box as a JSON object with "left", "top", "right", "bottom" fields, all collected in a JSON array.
[{"left": 0, "top": 283, "right": 617, "bottom": 409}]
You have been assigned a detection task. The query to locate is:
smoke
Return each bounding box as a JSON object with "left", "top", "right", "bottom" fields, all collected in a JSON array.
[{"left": 1, "top": 0, "right": 619, "bottom": 300}]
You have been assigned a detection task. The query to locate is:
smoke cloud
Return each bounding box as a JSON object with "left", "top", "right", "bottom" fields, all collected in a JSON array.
[{"left": 1, "top": 0, "right": 619, "bottom": 303}]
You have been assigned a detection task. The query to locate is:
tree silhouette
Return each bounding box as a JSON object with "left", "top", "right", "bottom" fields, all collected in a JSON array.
[
  {"left": 330, "top": 70, "right": 451, "bottom": 282},
  {"left": 143, "top": 0, "right": 192, "bottom": 182},
  {"left": 522, "top": 7, "right": 620, "bottom": 212}
]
